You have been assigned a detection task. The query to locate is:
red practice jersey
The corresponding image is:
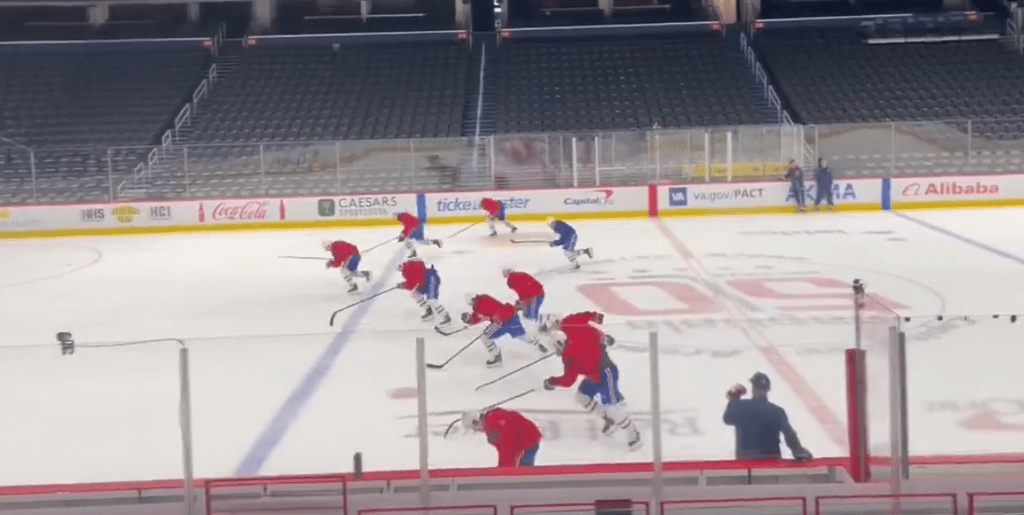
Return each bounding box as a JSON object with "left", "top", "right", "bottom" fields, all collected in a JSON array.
[
  {"left": 560, "top": 311, "right": 605, "bottom": 342},
  {"left": 482, "top": 408, "right": 543, "bottom": 467},
  {"left": 468, "top": 294, "right": 518, "bottom": 326},
  {"left": 400, "top": 260, "right": 428, "bottom": 291},
  {"left": 480, "top": 197, "right": 502, "bottom": 217},
  {"left": 328, "top": 241, "right": 359, "bottom": 268},
  {"left": 397, "top": 212, "right": 421, "bottom": 239},
  {"left": 506, "top": 271, "right": 544, "bottom": 303},
  {"left": 550, "top": 325, "right": 605, "bottom": 388}
]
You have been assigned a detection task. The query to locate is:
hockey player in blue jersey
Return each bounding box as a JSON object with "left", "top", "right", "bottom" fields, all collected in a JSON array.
[{"left": 546, "top": 217, "right": 592, "bottom": 269}]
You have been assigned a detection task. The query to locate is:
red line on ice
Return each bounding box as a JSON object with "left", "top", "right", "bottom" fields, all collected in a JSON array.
[{"left": 653, "top": 218, "right": 848, "bottom": 451}]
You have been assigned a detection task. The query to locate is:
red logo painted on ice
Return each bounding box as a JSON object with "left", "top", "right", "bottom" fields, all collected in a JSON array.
[
  {"left": 203, "top": 201, "right": 271, "bottom": 222},
  {"left": 901, "top": 181, "right": 1000, "bottom": 197}
]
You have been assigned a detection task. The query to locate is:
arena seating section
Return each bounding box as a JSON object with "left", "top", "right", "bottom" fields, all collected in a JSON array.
[
  {"left": 0, "top": 48, "right": 208, "bottom": 204},
  {"left": 758, "top": 29, "right": 1024, "bottom": 134},
  {"left": 493, "top": 35, "right": 763, "bottom": 132}
]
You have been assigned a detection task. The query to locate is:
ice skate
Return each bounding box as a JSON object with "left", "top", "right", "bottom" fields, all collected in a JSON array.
[
  {"left": 511, "top": 226, "right": 518, "bottom": 233},
  {"left": 346, "top": 284, "right": 359, "bottom": 294},
  {"left": 436, "top": 314, "right": 452, "bottom": 327},
  {"left": 486, "top": 353, "right": 503, "bottom": 368},
  {"left": 421, "top": 307, "right": 434, "bottom": 321},
  {"left": 408, "top": 250, "right": 418, "bottom": 259},
  {"left": 571, "top": 262, "right": 581, "bottom": 270},
  {"left": 601, "top": 416, "right": 616, "bottom": 436},
  {"left": 489, "top": 230, "right": 498, "bottom": 237},
  {"left": 627, "top": 431, "right": 642, "bottom": 451},
  {"left": 583, "top": 248, "right": 593, "bottom": 258},
  {"left": 360, "top": 271, "right": 372, "bottom": 281},
  {"left": 432, "top": 239, "right": 443, "bottom": 248}
]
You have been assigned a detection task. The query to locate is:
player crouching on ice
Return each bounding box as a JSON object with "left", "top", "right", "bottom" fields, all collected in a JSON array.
[
  {"left": 396, "top": 212, "right": 442, "bottom": 258},
  {"left": 480, "top": 197, "right": 518, "bottom": 237},
  {"left": 502, "top": 268, "right": 544, "bottom": 324},
  {"left": 324, "top": 240, "right": 372, "bottom": 293},
  {"left": 546, "top": 217, "right": 592, "bottom": 270},
  {"left": 462, "top": 408, "right": 542, "bottom": 467},
  {"left": 540, "top": 313, "right": 640, "bottom": 451},
  {"left": 397, "top": 259, "right": 452, "bottom": 328},
  {"left": 463, "top": 293, "right": 549, "bottom": 367}
]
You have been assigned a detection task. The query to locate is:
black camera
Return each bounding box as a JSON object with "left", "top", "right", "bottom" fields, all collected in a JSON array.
[{"left": 57, "top": 332, "right": 75, "bottom": 356}]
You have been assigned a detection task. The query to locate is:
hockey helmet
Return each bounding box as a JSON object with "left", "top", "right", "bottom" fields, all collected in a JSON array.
[
  {"left": 550, "top": 330, "right": 568, "bottom": 355},
  {"left": 545, "top": 217, "right": 556, "bottom": 227},
  {"left": 461, "top": 410, "right": 484, "bottom": 432},
  {"left": 538, "top": 313, "right": 561, "bottom": 333},
  {"left": 464, "top": 293, "right": 478, "bottom": 306},
  {"left": 501, "top": 267, "right": 513, "bottom": 277},
  {"left": 322, "top": 241, "right": 333, "bottom": 251}
]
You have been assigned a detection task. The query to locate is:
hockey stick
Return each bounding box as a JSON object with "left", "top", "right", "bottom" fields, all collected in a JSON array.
[
  {"left": 443, "top": 388, "right": 536, "bottom": 438},
  {"left": 363, "top": 237, "right": 398, "bottom": 254},
  {"left": 511, "top": 238, "right": 551, "bottom": 244},
  {"left": 445, "top": 221, "right": 480, "bottom": 239},
  {"left": 328, "top": 286, "right": 400, "bottom": 326},
  {"left": 426, "top": 329, "right": 488, "bottom": 369},
  {"left": 474, "top": 353, "right": 556, "bottom": 391},
  {"left": 279, "top": 256, "right": 325, "bottom": 260},
  {"left": 434, "top": 325, "right": 470, "bottom": 337}
]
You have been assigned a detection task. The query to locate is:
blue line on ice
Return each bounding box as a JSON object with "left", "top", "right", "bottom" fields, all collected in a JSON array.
[{"left": 234, "top": 247, "right": 406, "bottom": 476}]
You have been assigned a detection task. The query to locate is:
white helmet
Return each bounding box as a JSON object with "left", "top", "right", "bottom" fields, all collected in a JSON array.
[
  {"left": 461, "top": 410, "right": 484, "bottom": 431},
  {"left": 546, "top": 217, "right": 556, "bottom": 227},
  {"left": 501, "top": 267, "right": 513, "bottom": 277},
  {"left": 550, "top": 330, "right": 568, "bottom": 355},
  {"left": 322, "top": 241, "right": 333, "bottom": 250},
  {"left": 539, "top": 313, "right": 561, "bottom": 333},
  {"left": 464, "top": 293, "right": 478, "bottom": 306}
]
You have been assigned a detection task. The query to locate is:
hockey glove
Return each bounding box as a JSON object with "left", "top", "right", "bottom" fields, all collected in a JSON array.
[
  {"left": 793, "top": 447, "right": 813, "bottom": 461},
  {"left": 543, "top": 377, "right": 557, "bottom": 391},
  {"left": 326, "top": 261, "right": 334, "bottom": 269},
  {"left": 727, "top": 383, "right": 747, "bottom": 400},
  {"left": 397, "top": 233, "right": 406, "bottom": 242},
  {"left": 549, "top": 241, "right": 557, "bottom": 247},
  {"left": 396, "top": 281, "right": 406, "bottom": 289}
]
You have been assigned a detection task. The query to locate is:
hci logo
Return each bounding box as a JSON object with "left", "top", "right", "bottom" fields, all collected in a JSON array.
[{"left": 668, "top": 187, "right": 688, "bottom": 207}]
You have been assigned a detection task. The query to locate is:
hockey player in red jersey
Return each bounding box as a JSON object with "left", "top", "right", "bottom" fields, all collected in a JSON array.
[
  {"left": 462, "top": 408, "right": 542, "bottom": 467},
  {"left": 463, "top": 293, "right": 548, "bottom": 367},
  {"left": 545, "top": 311, "right": 616, "bottom": 347},
  {"left": 323, "top": 240, "right": 372, "bottom": 293},
  {"left": 480, "top": 197, "right": 518, "bottom": 237},
  {"left": 542, "top": 318, "right": 640, "bottom": 451},
  {"left": 502, "top": 268, "right": 544, "bottom": 323},
  {"left": 396, "top": 212, "right": 442, "bottom": 258},
  {"left": 397, "top": 259, "right": 452, "bottom": 328}
]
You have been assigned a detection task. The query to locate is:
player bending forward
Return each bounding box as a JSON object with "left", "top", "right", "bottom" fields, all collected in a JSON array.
[
  {"left": 464, "top": 293, "right": 548, "bottom": 367},
  {"left": 462, "top": 408, "right": 542, "bottom": 467},
  {"left": 546, "top": 217, "right": 592, "bottom": 270},
  {"left": 324, "top": 240, "right": 372, "bottom": 293},
  {"left": 542, "top": 319, "right": 641, "bottom": 451},
  {"left": 544, "top": 311, "right": 616, "bottom": 347},
  {"left": 481, "top": 197, "right": 518, "bottom": 237},
  {"left": 503, "top": 268, "right": 544, "bottom": 323},
  {"left": 396, "top": 212, "right": 442, "bottom": 258},
  {"left": 398, "top": 259, "right": 452, "bottom": 327}
]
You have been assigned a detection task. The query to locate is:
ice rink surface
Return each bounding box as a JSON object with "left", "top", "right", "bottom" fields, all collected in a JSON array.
[{"left": 2, "top": 208, "right": 1024, "bottom": 486}]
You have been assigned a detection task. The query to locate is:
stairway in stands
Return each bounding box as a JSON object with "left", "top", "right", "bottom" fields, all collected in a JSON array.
[
  {"left": 458, "top": 35, "right": 498, "bottom": 189},
  {"left": 725, "top": 29, "right": 790, "bottom": 125}
]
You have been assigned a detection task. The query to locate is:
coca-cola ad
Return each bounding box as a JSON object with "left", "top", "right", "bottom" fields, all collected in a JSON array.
[{"left": 199, "top": 200, "right": 286, "bottom": 223}]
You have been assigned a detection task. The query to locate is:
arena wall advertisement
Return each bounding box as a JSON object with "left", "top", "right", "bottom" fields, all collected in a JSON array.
[
  {"left": 1, "top": 175, "right": 1023, "bottom": 238},
  {"left": 424, "top": 187, "right": 649, "bottom": 222}
]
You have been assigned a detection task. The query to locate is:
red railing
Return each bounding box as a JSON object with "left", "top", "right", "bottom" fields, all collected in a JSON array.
[
  {"left": 512, "top": 502, "right": 649, "bottom": 515},
  {"left": 815, "top": 494, "right": 958, "bottom": 515},
  {"left": 967, "top": 492, "right": 1024, "bottom": 515},
  {"left": 204, "top": 474, "right": 347, "bottom": 515},
  {"left": 662, "top": 497, "right": 807, "bottom": 515}
]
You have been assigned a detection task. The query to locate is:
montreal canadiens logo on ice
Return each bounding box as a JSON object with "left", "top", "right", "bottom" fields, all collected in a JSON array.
[{"left": 563, "top": 189, "right": 614, "bottom": 206}]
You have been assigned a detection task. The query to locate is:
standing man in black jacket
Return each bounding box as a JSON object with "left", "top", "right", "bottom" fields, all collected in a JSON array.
[
  {"left": 814, "top": 158, "right": 835, "bottom": 211},
  {"left": 723, "top": 372, "right": 813, "bottom": 460}
]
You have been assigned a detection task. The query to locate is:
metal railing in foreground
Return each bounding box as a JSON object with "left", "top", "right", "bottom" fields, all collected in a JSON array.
[{"left": 3, "top": 117, "right": 1024, "bottom": 205}]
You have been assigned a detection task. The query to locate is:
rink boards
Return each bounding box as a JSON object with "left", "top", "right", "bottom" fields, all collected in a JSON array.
[{"left": 0, "top": 174, "right": 1022, "bottom": 238}]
